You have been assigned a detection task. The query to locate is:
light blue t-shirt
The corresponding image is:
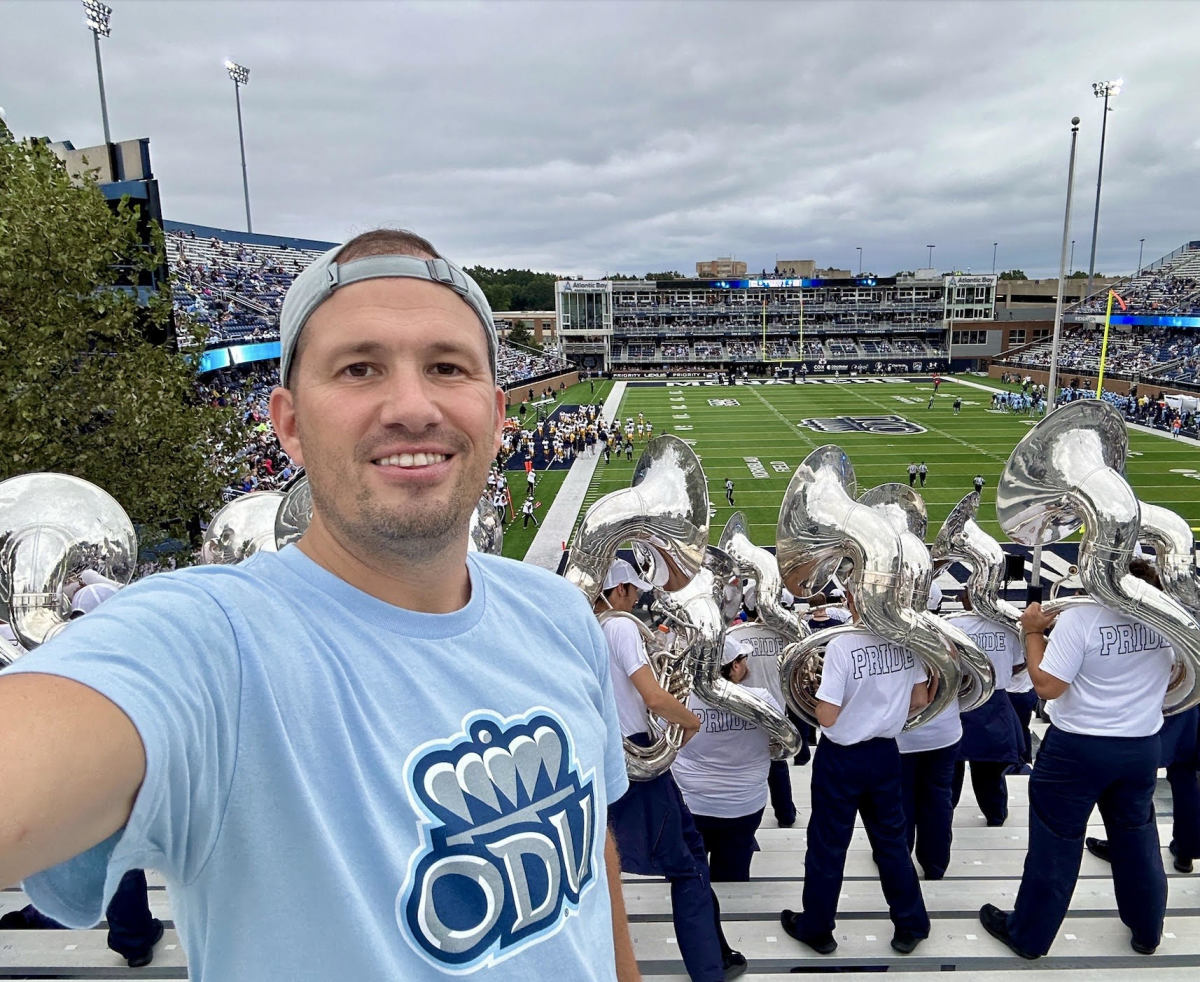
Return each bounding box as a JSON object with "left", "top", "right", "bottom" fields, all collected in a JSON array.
[{"left": 7, "top": 547, "right": 628, "bottom": 980}]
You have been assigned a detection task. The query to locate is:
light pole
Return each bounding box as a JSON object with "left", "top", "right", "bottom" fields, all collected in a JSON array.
[
  {"left": 1048, "top": 117, "right": 1082, "bottom": 423},
  {"left": 82, "top": 0, "right": 113, "bottom": 145},
  {"left": 1070, "top": 239, "right": 1076, "bottom": 274},
  {"left": 1037, "top": 115, "right": 1083, "bottom": 590},
  {"left": 226, "top": 60, "right": 253, "bottom": 233},
  {"left": 926, "top": 244, "right": 935, "bottom": 268},
  {"left": 1085, "top": 78, "right": 1122, "bottom": 298},
  {"left": 1137, "top": 237, "right": 1145, "bottom": 275},
  {"left": 856, "top": 246, "right": 862, "bottom": 276},
  {"left": 992, "top": 241, "right": 998, "bottom": 275}
]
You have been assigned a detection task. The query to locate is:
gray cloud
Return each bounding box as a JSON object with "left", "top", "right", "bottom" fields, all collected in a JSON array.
[{"left": 3, "top": 0, "right": 1196, "bottom": 279}]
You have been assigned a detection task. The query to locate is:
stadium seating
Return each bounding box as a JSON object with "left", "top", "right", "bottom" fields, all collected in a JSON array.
[{"left": 1071, "top": 242, "right": 1200, "bottom": 317}]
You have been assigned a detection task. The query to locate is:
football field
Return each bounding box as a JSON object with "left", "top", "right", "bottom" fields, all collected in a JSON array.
[{"left": 576, "top": 376, "right": 1200, "bottom": 550}]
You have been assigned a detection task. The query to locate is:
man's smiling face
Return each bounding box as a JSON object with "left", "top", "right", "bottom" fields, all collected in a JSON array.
[{"left": 272, "top": 276, "right": 504, "bottom": 562}]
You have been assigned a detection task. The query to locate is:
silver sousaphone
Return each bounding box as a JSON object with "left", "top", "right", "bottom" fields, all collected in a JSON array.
[
  {"left": 996, "top": 398, "right": 1200, "bottom": 714},
  {"left": 859, "top": 483, "right": 994, "bottom": 712},
  {"left": 776, "top": 446, "right": 961, "bottom": 729},
  {"left": 563, "top": 435, "right": 711, "bottom": 779},
  {"left": 0, "top": 473, "right": 137, "bottom": 652}
]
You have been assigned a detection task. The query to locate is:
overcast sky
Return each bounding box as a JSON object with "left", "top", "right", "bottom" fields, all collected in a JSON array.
[{"left": 3, "top": 0, "right": 1197, "bottom": 279}]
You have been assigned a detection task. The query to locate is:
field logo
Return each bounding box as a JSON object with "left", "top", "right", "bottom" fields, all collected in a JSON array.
[
  {"left": 798, "top": 414, "right": 926, "bottom": 435},
  {"left": 397, "top": 710, "right": 597, "bottom": 971},
  {"left": 707, "top": 398, "right": 741, "bottom": 407},
  {"left": 743, "top": 456, "right": 769, "bottom": 479}
]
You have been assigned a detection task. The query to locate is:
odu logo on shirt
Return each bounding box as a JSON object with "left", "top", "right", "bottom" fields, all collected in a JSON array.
[{"left": 397, "top": 709, "right": 597, "bottom": 971}]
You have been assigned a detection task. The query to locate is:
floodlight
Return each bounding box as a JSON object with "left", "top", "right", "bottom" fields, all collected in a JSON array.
[
  {"left": 226, "top": 61, "right": 250, "bottom": 86},
  {"left": 82, "top": 0, "right": 112, "bottom": 37}
]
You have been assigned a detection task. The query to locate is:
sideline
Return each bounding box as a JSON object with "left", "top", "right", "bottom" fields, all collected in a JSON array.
[
  {"left": 951, "top": 375, "right": 1200, "bottom": 448},
  {"left": 523, "top": 382, "right": 627, "bottom": 570}
]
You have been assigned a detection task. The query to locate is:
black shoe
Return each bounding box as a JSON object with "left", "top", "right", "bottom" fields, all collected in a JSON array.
[
  {"left": 722, "top": 949, "right": 748, "bottom": 979},
  {"left": 1169, "top": 840, "right": 1194, "bottom": 873},
  {"left": 891, "top": 928, "right": 927, "bottom": 954},
  {"left": 1131, "top": 936, "right": 1158, "bottom": 955},
  {"left": 123, "top": 920, "right": 164, "bottom": 969},
  {"left": 979, "top": 904, "right": 1038, "bottom": 960},
  {"left": 0, "top": 910, "right": 30, "bottom": 930},
  {"left": 776, "top": 813, "right": 796, "bottom": 829},
  {"left": 780, "top": 909, "right": 837, "bottom": 954},
  {"left": 1085, "top": 837, "right": 1112, "bottom": 862}
]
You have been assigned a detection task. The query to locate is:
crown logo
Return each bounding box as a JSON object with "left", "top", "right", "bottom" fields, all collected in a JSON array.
[{"left": 398, "top": 709, "right": 598, "bottom": 969}]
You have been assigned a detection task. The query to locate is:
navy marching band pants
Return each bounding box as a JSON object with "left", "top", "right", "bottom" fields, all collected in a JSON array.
[
  {"left": 899, "top": 741, "right": 960, "bottom": 880},
  {"left": 691, "top": 808, "right": 765, "bottom": 882},
  {"left": 796, "top": 736, "right": 930, "bottom": 937},
  {"left": 609, "top": 736, "right": 726, "bottom": 981},
  {"left": 1007, "top": 726, "right": 1166, "bottom": 956}
]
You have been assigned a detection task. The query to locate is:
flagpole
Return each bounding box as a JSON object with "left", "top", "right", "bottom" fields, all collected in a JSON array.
[
  {"left": 1095, "top": 290, "right": 1116, "bottom": 397},
  {"left": 1034, "top": 115, "right": 1081, "bottom": 594}
]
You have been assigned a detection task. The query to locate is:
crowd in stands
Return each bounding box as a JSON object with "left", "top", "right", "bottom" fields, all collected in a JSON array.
[
  {"left": 611, "top": 336, "right": 941, "bottom": 368},
  {"left": 1071, "top": 244, "right": 1200, "bottom": 316},
  {"left": 169, "top": 230, "right": 319, "bottom": 347},
  {"left": 1000, "top": 325, "right": 1200, "bottom": 384},
  {"left": 195, "top": 364, "right": 297, "bottom": 499}
]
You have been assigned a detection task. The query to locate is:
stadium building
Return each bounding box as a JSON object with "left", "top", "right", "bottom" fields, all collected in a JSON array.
[{"left": 556, "top": 272, "right": 997, "bottom": 375}]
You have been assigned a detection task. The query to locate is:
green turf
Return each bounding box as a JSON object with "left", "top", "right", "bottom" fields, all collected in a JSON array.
[{"left": 574, "top": 377, "right": 1200, "bottom": 549}]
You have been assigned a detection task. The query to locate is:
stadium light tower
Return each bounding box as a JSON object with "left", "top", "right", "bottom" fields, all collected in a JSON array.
[
  {"left": 82, "top": 0, "right": 113, "bottom": 145},
  {"left": 226, "top": 59, "right": 253, "bottom": 233},
  {"left": 926, "top": 244, "right": 935, "bottom": 268},
  {"left": 1085, "top": 78, "right": 1122, "bottom": 298},
  {"left": 1070, "top": 239, "right": 1075, "bottom": 274},
  {"left": 856, "top": 246, "right": 862, "bottom": 275},
  {"left": 992, "top": 242, "right": 998, "bottom": 275},
  {"left": 1138, "top": 237, "right": 1145, "bottom": 275}
]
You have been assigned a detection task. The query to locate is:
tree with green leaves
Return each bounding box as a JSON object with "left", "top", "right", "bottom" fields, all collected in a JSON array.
[
  {"left": 0, "top": 136, "right": 247, "bottom": 554},
  {"left": 506, "top": 319, "right": 533, "bottom": 347},
  {"left": 998, "top": 269, "right": 1029, "bottom": 280}
]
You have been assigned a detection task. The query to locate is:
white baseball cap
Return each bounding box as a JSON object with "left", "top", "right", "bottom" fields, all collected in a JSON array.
[
  {"left": 603, "top": 559, "right": 653, "bottom": 593},
  {"left": 722, "top": 636, "right": 754, "bottom": 666},
  {"left": 71, "top": 581, "right": 119, "bottom": 616}
]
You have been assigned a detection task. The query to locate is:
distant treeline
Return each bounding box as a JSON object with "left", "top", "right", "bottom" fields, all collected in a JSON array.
[
  {"left": 465, "top": 268, "right": 560, "bottom": 311},
  {"left": 466, "top": 268, "right": 687, "bottom": 310}
]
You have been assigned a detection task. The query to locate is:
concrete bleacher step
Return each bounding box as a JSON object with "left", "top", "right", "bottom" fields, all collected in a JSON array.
[{"left": 635, "top": 913, "right": 1200, "bottom": 977}]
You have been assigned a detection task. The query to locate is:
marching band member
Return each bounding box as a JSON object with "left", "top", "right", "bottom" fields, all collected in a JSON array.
[
  {"left": 981, "top": 558, "right": 1173, "bottom": 958},
  {"left": 673, "top": 637, "right": 778, "bottom": 881},
  {"left": 781, "top": 586, "right": 932, "bottom": 956},
  {"left": 597, "top": 559, "right": 746, "bottom": 981},
  {"left": 950, "top": 591, "right": 1026, "bottom": 826},
  {"left": 895, "top": 587, "right": 963, "bottom": 881},
  {"left": 1086, "top": 701, "right": 1200, "bottom": 873}
]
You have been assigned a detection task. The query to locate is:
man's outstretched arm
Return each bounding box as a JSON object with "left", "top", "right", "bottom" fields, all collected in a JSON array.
[{"left": 0, "top": 673, "right": 145, "bottom": 889}]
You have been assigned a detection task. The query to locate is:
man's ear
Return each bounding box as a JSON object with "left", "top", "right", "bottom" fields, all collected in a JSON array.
[
  {"left": 269, "top": 386, "right": 305, "bottom": 467},
  {"left": 492, "top": 387, "right": 506, "bottom": 453}
]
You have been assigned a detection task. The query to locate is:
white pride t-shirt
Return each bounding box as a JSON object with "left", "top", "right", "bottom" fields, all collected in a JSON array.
[
  {"left": 896, "top": 697, "right": 961, "bottom": 753},
  {"left": 816, "top": 628, "right": 927, "bottom": 746},
  {"left": 949, "top": 613, "right": 1022, "bottom": 691},
  {"left": 672, "top": 686, "right": 779, "bottom": 818},
  {"left": 601, "top": 614, "right": 654, "bottom": 738},
  {"left": 1041, "top": 604, "right": 1174, "bottom": 737}
]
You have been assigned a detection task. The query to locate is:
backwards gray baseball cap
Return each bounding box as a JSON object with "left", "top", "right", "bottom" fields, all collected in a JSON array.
[{"left": 278, "top": 245, "right": 498, "bottom": 385}]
